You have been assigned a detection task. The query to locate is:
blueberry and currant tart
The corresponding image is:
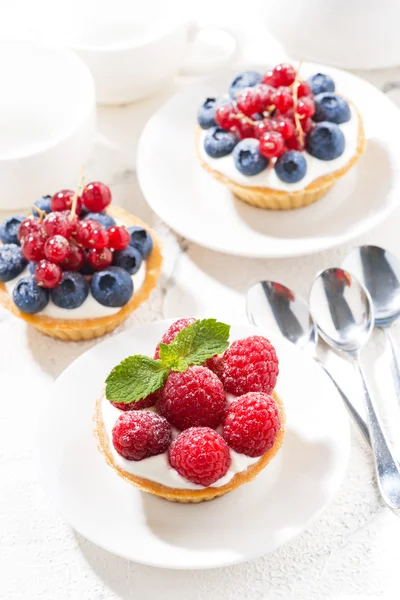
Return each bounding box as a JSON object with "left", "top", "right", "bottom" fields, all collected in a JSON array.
[
  {"left": 0, "top": 182, "right": 162, "bottom": 340},
  {"left": 196, "top": 64, "right": 366, "bottom": 210},
  {"left": 95, "top": 318, "right": 285, "bottom": 503}
]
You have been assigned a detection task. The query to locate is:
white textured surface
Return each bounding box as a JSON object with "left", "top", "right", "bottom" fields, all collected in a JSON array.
[{"left": 2, "top": 17, "right": 400, "bottom": 600}]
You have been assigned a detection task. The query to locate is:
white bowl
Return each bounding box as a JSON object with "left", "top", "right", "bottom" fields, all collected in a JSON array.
[{"left": 0, "top": 40, "right": 96, "bottom": 211}]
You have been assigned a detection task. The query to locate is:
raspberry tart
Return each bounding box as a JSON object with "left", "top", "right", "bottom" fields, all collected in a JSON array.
[
  {"left": 196, "top": 64, "right": 366, "bottom": 210},
  {"left": 0, "top": 182, "right": 162, "bottom": 340},
  {"left": 95, "top": 318, "right": 285, "bottom": 503}
]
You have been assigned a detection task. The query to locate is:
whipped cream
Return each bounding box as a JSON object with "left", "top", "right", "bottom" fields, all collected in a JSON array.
[
  {"left": 198, "top": 105, "right": 360, "bottom": 192},
  {"left": 101, "top": 394, "right": 262, "bottom": 490},
  {"left": 5, "top": 263, "right": 146, "bottom": 320}
]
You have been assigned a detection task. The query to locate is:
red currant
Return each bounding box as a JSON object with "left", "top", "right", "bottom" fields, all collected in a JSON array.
[
  {"left": 236, "top": 88, "right": 260, "bottom": 117},
  {"left": 215, "top": 103, "right": 238, "bottom": 129},
  {"left": 60, "top": 211, "right": 79, "bottom": 237},
  {"left": 18, "top": 217, "right": 40, "bottom": 242},
  {"left": 273, "top": 87, "right": 293, "bottom": 113},
  {"left": 272, "top": 117, "right": 295, "bottom": 140},
  {"left": 75, "top": 219, "right": 108, "bottom": 249},
  {"left": 61, "top": 243, "right": 86, "bottom": 271},
  {"left": 87, "top": 247, "right": 113, "bottom": 270},
  {"left": 254, "top": 119, "right": 273, "bottom": 139},
  {"left": 43, "top": 212, "right": 70, "bottom": 238},
  {"left": 44, "top": 235, "right": 70, "bottom": 263},
  {"left": 82, "top": 182, "right": 112, "bottom": 213},
  {"left": 296, "top": 80, "right": 312, "bottom": 98},
  {"left": 107, "top": 226, "right": 130, "bottom": 250},
  {"left": 234, "top": 119, "right": 255, "bottom": 139},
  {"left": 259, "top": 132, "right": 285, "bottom": 159},
  {"left": 286, "top": 136, "right": 305, "bottom": 151},
  {"left": 262, "top": 70, "right": 278, "bottom": 87},
  {"left": 51, "top": 190, "right": 82, "bottom": 215},
  {"left": 22, "top": 232, "right": 46, "bottom": 262},
  {"left": 35, "top": 260, "right": 62, "bottom": 289},
  {"left": 272, "top": 63, "right": 296, "bottom": 87},
  {"left": 257, "top": 84, "right": 274, "bottom": 112},
  {"left": 301, "top": 117, "right": 314, "bottom": 134},
  {"left": 296, "top": 97, "right": 315, "bottom": 118}
]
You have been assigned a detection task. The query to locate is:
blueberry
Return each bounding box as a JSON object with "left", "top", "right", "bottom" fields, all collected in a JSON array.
[
  {"left": 306, "top": 122, "right": 345, "bottom": 160},
  {"left": 80, "top": 255, "right": 96, "bottom": 276},
  {"left": 313, "top": 93, "right": 350, "bottom": 124},
  {"left": 233, "top": 139, "right": 268, "bottom": 176},
  {"left": 275, "top": 151, "right": 307, "bottom": 183},
  {"left": 83, "top": 211, "right": 116, "bottom": 229},
  {"left": 51, "top": 271, "right": 89, "bottom": 309},
  {"left": 204, "top": 126, "right": 239, "bottom": 158},
  {"left": 251, "top": 113, "right": 264, "bottom": 121},
  {"left": 12, "top": 275, "right": 49, "bottom": 314},
  {"left": 127, "top": 226, "right": 153, "bottom": 259},
  {"left": 0, "top": 244, "right": 28, "bottom": 282},
  {"left": 113, "top": 246, "right": 143, "bottom": 275},
  {"left": 0, "top": 215, "right": 25, "bottom": 245},
  {"left": 91, "top": 267, "right": 133, "bottom": 308},
  {"left": 307, "top": 73, "right": 335, "bottom": 96},
  {"left": 32, "top": 195, "right": 51, "bottom": 217},
  {"left": 229, "top": 71, "right": 262, "bottom": 99},
  {"left": 197, "top": 97, "right": 218, "bottom": 129},
  {"left": 28, "top": 262, "right": 37, "bottom": 275},
  {"left": 80, "top": 206, "right": 90, "bottom": 219}
]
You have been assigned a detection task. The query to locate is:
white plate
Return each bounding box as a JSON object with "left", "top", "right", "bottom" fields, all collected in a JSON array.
[
  {"left": 137, "top": 63, "right": 400, "bottom": 258},
  {"left": 37, "top": 320, "right": 350, "bottom": 569}
]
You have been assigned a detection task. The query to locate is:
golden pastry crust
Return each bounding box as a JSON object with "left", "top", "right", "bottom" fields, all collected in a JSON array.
[
  {"left": 94, "top": 391, "right": 285, "bottom": 503},
  {"left": 0, "top": 206, "right": 162, "bottom": 340},
  {"left": 195, "top": 102, "right": 366, "bottom": 210}
]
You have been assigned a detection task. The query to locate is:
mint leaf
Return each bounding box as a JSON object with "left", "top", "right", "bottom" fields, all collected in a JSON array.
[
  {"left": 105, "top": 355, "right": 169, "bottom": 404},
  {"left": 164, "top": 318, "right": 230, "bottom": 369}
]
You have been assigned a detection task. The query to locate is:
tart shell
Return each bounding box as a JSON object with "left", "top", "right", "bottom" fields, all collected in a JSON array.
[
  {"left": 0, "top": 206, "right": 162, "bottom": 340},
  {"left": 94, "top": 391, "right": 286, "bottom": 503},
  {"left": 196, "top": 103, "right": 366, "bottom": 210}
]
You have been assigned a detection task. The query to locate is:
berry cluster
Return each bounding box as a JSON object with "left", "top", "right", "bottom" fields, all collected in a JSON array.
[
  {"left": 0, "top": 182, "right": 154, "bottom": 314},
  {"left": 110, "top": 320, "right": 281, "bottom": 487},
  {"left": 198, "top": 65, "right": 351, "bottom": 183}
]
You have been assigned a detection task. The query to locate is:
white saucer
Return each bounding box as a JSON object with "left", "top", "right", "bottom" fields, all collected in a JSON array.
[
  {"left": 37, "top": 320, "right": 350, "bottom": 569},
  {"left": 137, "top": 63, "right": 400, "bottom": 258}
]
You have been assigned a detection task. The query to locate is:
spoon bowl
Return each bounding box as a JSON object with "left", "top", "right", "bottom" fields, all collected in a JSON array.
[
  {"left": 247, "top": 281, "right": 316, "bottom": 349},
  {"left": 309, "top": 267, "right": 374, "bottom": 356},
  {"left": 342, "top": 245, "right": 400, "bottom": 327}
]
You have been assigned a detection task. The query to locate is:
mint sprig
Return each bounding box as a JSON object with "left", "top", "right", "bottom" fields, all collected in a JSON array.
[{"left": 105, "top": 318, "right": 230, "bottom": 404}]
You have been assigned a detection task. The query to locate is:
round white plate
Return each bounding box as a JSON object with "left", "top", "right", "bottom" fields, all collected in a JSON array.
[
  {"left": 37, "top": 320, "right": 350, "bottom": 569},
  {"left": 137, "top": 63, "right": 400, "bottom": 258}
]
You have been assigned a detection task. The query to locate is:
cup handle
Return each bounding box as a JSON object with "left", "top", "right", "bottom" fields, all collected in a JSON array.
[{"left": 180, "top": 24, "right": 240, "bottom": 76}]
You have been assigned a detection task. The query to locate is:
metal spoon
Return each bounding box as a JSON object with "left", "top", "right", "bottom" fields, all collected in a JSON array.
[
  {"left": 309, "top": 267, "right": 400, "bottom": 511},
  {"left": 343, "top": 245, "right": 400, "bottom": 400},
  {"left": 246, "top": 280, "right": 370, "bottom": 446}
]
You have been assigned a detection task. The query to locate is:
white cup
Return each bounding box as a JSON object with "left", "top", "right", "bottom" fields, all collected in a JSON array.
[
  {"left": 52, "top": 1, "right": 239, "bottom": 105},
  {"left": 264, "top": 0, "right": 400, "bottom": 70},
  {"left": 0, "top": 40, "right": 96, "bottom": 211}
]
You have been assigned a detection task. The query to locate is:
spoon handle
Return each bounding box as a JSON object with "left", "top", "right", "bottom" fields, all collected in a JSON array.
[
  {"left": 313, "top": 357, "right": 371, "bottom": 447},
  {"left": 354, "top": 358, "right": 400, "bottom": 510},
  {"left": 382, "top": 327, "right": 400, "bottom": 402}
]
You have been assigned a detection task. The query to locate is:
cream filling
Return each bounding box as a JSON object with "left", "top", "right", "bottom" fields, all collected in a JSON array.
[
  {"left": 198, "top": 105, "right": 360, "bottom": 192},
  {"left": 5, "top": 263, "right": 145, "bottom": 319},
  {"left": 101, "top": 394, "right": 262, "bottom": 490}
]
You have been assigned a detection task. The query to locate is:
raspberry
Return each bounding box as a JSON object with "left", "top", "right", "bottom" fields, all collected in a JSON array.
[
  {"left": 169, "top": 427, "right": 231, "bottom": 486},
  {"left": 205, "top": 354, "right": 224, "bottom": 379},
  {"left": 157, "top": 366, "right": 226, "bottom": 430},
  {"left": 220, "top": 336, "right": 279, "bottom": 396},
  {"left": 154, "top": 317, "right": 196, "bottom": 359},
  {"left": 223, "top": 392, "right": 281, "bottom": 457},
  {"left": 112, "top": 410, "right": 171, "bottom": 461},
  {"left": 110, "top": 390, "right": 160, "bottom": 411}
]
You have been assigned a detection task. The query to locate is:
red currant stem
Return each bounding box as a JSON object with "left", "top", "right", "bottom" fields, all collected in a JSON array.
[
  {"left": 70, "top": 164, "right": 85, "bottom": 220},
  {"left": 292, "top": 62, "right": 305, "bottom": 148},
  {"left": 34, "top": 206, "right": 46, "bottom": 223},
  {"left": 231, "top": 113, "right": 255, "bottom": 126}
]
